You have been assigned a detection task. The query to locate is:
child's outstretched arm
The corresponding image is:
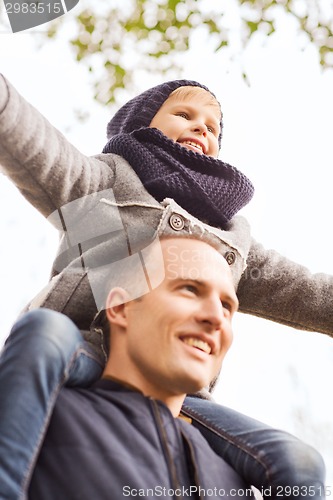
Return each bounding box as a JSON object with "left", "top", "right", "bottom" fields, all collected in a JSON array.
[
  {"left": 238, "top": 238, "right": 333, "bottom": 337},
  {"left": 0, "top": 74, "right": 115, "bottom": 222}
]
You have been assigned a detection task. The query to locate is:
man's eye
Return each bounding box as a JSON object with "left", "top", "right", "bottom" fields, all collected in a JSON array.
[{"left": 183, "top": 284, "right": 198, "bottom": 294}]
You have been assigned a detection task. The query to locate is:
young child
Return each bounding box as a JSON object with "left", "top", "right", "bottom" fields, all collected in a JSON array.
[{"left": 0, "top": 76, "right": 328, "bottom": 498}]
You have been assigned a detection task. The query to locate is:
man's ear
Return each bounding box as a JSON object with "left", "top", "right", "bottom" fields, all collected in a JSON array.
[{"left": 105, "top": 287, "right": 130, "bottom": 328}]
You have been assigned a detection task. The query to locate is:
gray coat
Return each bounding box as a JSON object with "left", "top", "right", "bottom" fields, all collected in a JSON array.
[{"left": 1, "top": 75, "right": 332, "bottom": 366}]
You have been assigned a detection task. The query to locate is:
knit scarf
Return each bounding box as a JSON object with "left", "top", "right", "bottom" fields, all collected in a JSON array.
[{"left": 103, "top": 127, "right": 254, "bottom": 229}]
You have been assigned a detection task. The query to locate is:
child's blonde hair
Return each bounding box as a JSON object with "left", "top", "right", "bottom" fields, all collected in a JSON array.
[{"left": 168, "top": 86, "right": 222, "bottom": 119}]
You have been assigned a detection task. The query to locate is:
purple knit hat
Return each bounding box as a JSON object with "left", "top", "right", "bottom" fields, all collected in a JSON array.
[{"left": 106, "top": 79, "right": 223, "bottom": 147}]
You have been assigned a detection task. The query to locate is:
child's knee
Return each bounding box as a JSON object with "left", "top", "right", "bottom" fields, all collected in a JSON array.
[
  {"left": 10, "top": 309, "right": 82, "bottom": 353},
  {"left": 270, "top": 437, "right": 325, "bottom": 490}
]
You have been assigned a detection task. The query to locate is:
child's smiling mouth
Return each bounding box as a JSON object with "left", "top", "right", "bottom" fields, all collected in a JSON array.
[{"left": 178, "top": 139, "right": 205, "bottom": 154}]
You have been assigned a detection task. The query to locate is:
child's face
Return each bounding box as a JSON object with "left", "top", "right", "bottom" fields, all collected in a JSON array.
[{"left": 149, "top": 88, "right": 221, "bottom": 158}]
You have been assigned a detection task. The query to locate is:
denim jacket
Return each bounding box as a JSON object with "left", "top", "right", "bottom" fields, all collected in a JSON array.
[{"left": 29, "top": 378, "right": 251, "bottom": 498}]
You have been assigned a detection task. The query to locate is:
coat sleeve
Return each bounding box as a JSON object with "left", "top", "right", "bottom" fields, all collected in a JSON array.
[
  {"left": 0, "top": 74, "right": 115, "bottom": 219},
  {"left": 237, "top": 238, "right": 333, "bottom": 337}
]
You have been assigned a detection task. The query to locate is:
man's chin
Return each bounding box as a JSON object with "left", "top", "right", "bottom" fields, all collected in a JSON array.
[{"left": 178, "top": 378, "right": 211, "bottom": 397}]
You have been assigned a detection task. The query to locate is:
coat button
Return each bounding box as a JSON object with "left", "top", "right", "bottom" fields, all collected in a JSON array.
[
  {"left": 169, "top": 213, "right": 185, "bottom": 231},
  {"left": 225, "top": 251, "right": 236, "bottom": 265}
]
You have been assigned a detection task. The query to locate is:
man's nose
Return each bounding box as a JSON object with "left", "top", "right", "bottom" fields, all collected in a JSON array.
[{"left": 195, "top": 297, "right": 223, "bottom": 330}]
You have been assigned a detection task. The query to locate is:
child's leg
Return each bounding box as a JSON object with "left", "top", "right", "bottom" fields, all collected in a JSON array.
[
  {"left": 0, "top": 309, "right": 103, "bottom": 499},
  {"left": 182, "top": 396, "right": 326, "bottom": 500}
]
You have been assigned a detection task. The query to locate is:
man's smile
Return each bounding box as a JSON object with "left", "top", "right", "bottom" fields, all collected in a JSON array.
[
  {"left": 182, "top": 337, "right": 211, "bottom": 354},
  {"left": 179, "top": 332, "right": 217, "bottom": 355}
]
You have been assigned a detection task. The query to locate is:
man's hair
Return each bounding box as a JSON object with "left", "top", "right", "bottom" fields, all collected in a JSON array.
[{"left": 91, "top": 236, "right": 165, "bottom": 346}]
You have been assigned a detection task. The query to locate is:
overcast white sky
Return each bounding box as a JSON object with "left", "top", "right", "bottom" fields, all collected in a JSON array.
[{"left": 0, "top": 1, "right": 333, "bottom": 485}]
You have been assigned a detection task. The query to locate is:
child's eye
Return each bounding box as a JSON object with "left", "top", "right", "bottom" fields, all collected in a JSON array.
[
  {"left": 221, "top": 301, "right": 232, "bottom": 315},
  {"left": 207, "top": 125, "right": 216, "bottom": 135},
  {"left": 176, "top": 112, "right": 189, "bottom": 119}
]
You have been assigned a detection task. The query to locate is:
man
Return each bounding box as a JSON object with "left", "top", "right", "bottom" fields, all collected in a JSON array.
[{"left": 28, "top": 236, "right": 252, "bottom": 499}]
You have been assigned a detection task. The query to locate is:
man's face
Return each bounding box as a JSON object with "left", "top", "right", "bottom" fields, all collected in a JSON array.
[
  {"left": 149, "top": 88, "right": 221, "bottom": 158},
  {"left": 110, "top": 238, "right": 237, "bottom": 401}
]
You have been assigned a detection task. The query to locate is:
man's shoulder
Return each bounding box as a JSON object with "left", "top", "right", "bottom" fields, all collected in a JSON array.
[
  {"left": 55, "top": 378, "right": 151, "bottom": 418},
  {"left": 37, "top": 380, "right": 164, "bottom": 467},
  {"left": 52, "top": 379, "right": 173, "bottom": 437}
]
